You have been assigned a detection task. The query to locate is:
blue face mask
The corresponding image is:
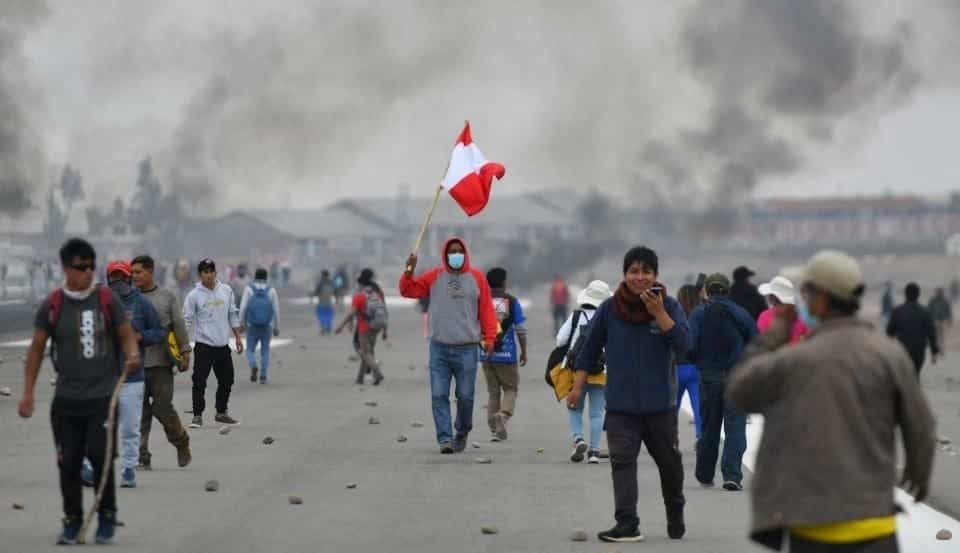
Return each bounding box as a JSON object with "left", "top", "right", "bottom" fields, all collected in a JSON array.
[
  {"left": 447, "top": 252, "right": 465, "bottom": 270},
  {"left": 796, "top": 297, "right": 820, "bottom": 330}
]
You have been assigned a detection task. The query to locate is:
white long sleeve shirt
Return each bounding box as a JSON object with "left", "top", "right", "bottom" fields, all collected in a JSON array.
[
  {"left": 238, "top": 281, "right": 280, "bottom": 329},
  {"left": 183, "top": 281, "right": 240, "bottom": 347}
]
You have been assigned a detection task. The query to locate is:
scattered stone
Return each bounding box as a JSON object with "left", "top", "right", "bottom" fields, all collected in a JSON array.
[
  {"left": 116, "top": 520, "right": 125, "bottom": 527},
  {"left": 12, "top": 499, "right": 24, "bottom": 510},
  {"left": 262, "top": 436, "right": 275, "bottom": 445},
  {"left": 410, "top": 420, "right": 425, "bottom": 428},
  {"left": 348, "top": 354, "right": 360, "bottom": 362},
  {"left": 346, "top": 483, "right": 358, "bottom": 489},
  {"left": 364, "top": 401, "right": 378, "bottom": 407},
  {"left": 397, "top": 435, "right": 408, "bottom": 443},
  {"left": 472, "top": 442, "right": 481, "bottom": 448},
  {"left": 474, "top": 457, "right": 493, "bottom": 464},
  {"left": 571, "top": 529, "right": 588, "bottom": 542},
  {"left": 0, "top": 386, "right": 12, "bottom": 397},
  {"left": 205, "top": 480, "right": 219, "bottom": 492},
  {"left": 938, "top": 436, "right": 952, "bottom": 445},
  {"left": 368, "top": 417, "right": 381, "bottom": 425},
  {"left": 408, "top": 364, "right": 416, "bottom": 371},
  {"left": 937, "top": 529, "right": 952, "bottom": 540},
  {"left": 289, "top": 495, "right": 303, "bottom": 505},
  {"left": 536, "top": 448, "right": 545, "bottom": 454},
  {"left": 299, "top": 345, "right": 307, "bottom": 350},
  {"left": 480, "top": 525, "right": 499, "bottom": 535},
  {"left": 218, "top": 426, "right": 231, "bottom": 435},
  {"left": 357, "top": 387, "right": 366, "bottom": 392}
]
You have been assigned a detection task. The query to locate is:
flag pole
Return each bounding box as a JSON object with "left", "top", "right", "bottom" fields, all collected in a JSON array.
[{"left": 410, "top": 184, "right": 443, "bottom": 260}]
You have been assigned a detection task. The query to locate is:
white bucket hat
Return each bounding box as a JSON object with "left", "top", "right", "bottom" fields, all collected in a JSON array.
[
  {"left": 577, "top": 280, "right": 613, "bottom": 308},
  {"left": 758, "top": 275, "right": 797, "bottom": 305}
]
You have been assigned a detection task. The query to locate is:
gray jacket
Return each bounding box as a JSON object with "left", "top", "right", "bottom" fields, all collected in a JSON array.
[
  {"left": 141, "top": 286, "right": 191, "bottom": 368},
  {"left": 727, "top": 317, "right": 936, "bottom": 549}
]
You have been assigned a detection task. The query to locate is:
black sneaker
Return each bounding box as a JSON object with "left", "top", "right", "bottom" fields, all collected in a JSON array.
[
  {"left": 250, "top": 367, "right": 258, "bottom": 382},
  {"left": 598, "top": 523, "right": 645, "bottom": 543},
  {"left": 95, "top": 510, "right": 118, "bottom": 544},
  {"left": 214, "top": 413, "right": 238, "bottom": 425},
  {"left": 440, "top": 442, "right": 455, "bottom": 454},
  {"left": 570, "top": 439, "right": 588, "bottom": 463},
  {"left": 57, "top": 516, "right": 82, "bottom": 545},
  {"left": 452, "top": 434, "right": 468, "bottom": 453},
  {"left": 373, "top": 374, "right": 384, "bottom": 386},
  {"left": 667, "top": 504, "right": 686, "bottom": 539},
  {"left": 138, "top": 451, "right": 152, "bottom": 471},
  {"left": 722, "top": 480, "right": 744, "bottom": 492}
]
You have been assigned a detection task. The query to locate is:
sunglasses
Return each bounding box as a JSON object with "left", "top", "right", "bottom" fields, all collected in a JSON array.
[{"left": 68, "top": 262, "right": 96, "bottom": 272}]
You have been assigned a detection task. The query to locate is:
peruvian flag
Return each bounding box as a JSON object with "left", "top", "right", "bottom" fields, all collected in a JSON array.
[{"left": 441, "top": 122, "right": 506, "bottom": 217}]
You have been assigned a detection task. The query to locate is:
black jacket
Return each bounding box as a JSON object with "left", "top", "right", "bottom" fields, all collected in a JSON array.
[
  {"left": 729, "top": 281, "right": 767, "bottom": 321},
  {"left": 887, "top": 301, "right": 939, "bottom": 372}
]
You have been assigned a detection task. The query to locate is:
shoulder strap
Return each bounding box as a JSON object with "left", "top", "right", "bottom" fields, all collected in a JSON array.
[
  {"left": 47, "top": 288, "right": 64, "bottom": 332},
  {"left": 565, "top": 309, "right": 584, "bottom": 349},
  {"left": 97, "top": 285, "right": 113, "bottom": 330}
]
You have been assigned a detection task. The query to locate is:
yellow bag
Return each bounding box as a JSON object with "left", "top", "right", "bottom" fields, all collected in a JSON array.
[
  {"left": 168, "top": 331, "right": 183, "bottom": 367},
  {"left": 549, "top": 364, "right": 606, "bottom": 402}
]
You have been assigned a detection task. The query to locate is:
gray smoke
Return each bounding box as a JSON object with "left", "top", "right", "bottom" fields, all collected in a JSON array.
[
  {"left": 0, "top": 1, "right": 49, "bottom": 216},
  {"left": 637, "top": 0, "right": 920, "bottom": 222}
]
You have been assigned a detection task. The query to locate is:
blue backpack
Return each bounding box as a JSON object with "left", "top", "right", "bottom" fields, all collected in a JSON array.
[{"left": 247, "top": 286, "right": 274, "bottom": 327}]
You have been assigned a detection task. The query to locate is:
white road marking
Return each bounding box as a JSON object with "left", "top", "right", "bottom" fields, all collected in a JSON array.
[{"left": 679, "top": 396, "right": 960, "bottom": 551}]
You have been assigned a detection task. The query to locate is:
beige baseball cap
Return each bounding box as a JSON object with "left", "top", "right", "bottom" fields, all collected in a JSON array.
[{"left": 783, "top": 250, "right": 865, "bottom": 302}]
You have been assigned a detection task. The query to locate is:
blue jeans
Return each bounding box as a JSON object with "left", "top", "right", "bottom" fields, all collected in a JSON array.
[
  {"left": 246, "top": 326, "right": 272, "bottom": 379},
  {"left": 568, "top": 383, "right": 605, "bottom": 450},
  {"left": 695, "top": 378, "right": 746, "bottom": 485},
  {"left": 429, "top": 341, "right": 479, "bottom": 444},
  {"left": 118, "top": 381, "right": 145, "bottom": 471},
  {"left": 315, "top": 305, "right": 334, "bottom": 333},
  {"left": 676, "top": 364, "right": 702, "bottom": 440}
]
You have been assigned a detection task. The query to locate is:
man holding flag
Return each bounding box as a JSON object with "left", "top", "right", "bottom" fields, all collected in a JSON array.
[{"left": 399, "top": 121, "right": 503, "bottom": 453}]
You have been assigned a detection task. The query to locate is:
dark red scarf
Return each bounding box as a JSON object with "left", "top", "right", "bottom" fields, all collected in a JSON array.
[{"left": 613, "top": 281, "right": 667, "bottom": 324}]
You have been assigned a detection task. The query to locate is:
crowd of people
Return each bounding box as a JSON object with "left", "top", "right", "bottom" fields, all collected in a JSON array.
[{"left": 14, "top": 235, "right": 946, "bottom": 551}]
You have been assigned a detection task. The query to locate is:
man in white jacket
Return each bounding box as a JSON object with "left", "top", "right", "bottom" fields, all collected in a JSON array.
[
  {"left": 183, "top": 258, "right": 243, "bottom": 428},
  {"left": 239, "top": 268, "right": 280, "bottom": 384}
]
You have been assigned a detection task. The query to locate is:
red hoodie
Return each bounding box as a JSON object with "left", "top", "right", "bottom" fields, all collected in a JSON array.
[{"left": 399, "top": 237, "right": 498, "bottom": 348}]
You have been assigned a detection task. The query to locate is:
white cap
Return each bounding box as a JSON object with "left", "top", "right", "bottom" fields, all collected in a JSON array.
[
  {"left": 758, "top": 276, "right": 797, "bottom": 305},
  {"left": 783, "top": 250, "right": 865, "bottom": 303},
  {"left": 577, "top": 280, "right": 613, "bottom": 308}
]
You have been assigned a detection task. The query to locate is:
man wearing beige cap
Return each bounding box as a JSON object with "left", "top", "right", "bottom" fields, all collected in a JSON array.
[{"left": 727, "top": 250, "right": 936, "bottom": 553}]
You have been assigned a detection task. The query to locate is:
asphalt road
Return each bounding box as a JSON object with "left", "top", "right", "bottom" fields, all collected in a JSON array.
[{"left": 1, "top": 297, "right": 958, "bottom": 552}]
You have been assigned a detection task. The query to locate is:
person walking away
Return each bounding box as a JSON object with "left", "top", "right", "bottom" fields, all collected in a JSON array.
[
  {"left": 131, "top": 255, "right": 192, "bottom": 471},
  {"left": 687, "top": 273, "right": 758, "bottom": 492},
  {"left": 569, "top": 246, "right": 691, "bottom": 542},
  {"left": 550, "top": 275, "right": 571, "bottom": 335},
  {"left": 728, "top": 250, "right": 935, "bottom": 553},
  {"left": 480, "top": 268, "right": 528, "bottom": 442},
  {"left": 313, "top": 270, "right": 335, "bottom": 335},
  {"left": 183, "top": 258, "right": 243, "bottom": 427},
  {"left": 336, "top": 268, "right": 387, "bottom": 386},
  {"left": 730, "top": 266, "right": 767, "bottom": 320},
  {"left": 400, "top": 238, "right": 498, "bottom": 454},
  {"left": 887, "top": 282, "right": 940, "bottom": 376},
  {"left": 675, "top": 285, "right": 703, "bottom": 442},
  {"left": 881, "top": 282, "right": 895, "bottom": 322},
  {"left": 928, "top": 287, "right": 952, "bottom": 351},
  {"left": 240, "top": 268, "right": 280, "bottom": 384},
  {"left": 756, "top": 275, "right": 808, "bottom": 343},
  {"left": 17, "top": 238, "right": 139, "bottom": 544},
  {"left": 104, "top": 260, "right": 166, "bottom": 489},
  {"left": 556, "top": 280, "right": 612, "bottom": 463}
]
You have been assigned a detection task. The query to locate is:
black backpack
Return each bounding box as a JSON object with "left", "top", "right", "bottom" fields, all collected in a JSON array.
[{"left": 544, "top": 310, "right": 583, "bottom": 388}]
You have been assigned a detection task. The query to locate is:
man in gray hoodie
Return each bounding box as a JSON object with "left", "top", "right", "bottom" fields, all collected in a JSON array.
[
  {"left": 183, "top": 258, "right": 243, "bottom": 428},
  {"left": 132, "top": 255, "right": 192, "bottom": 470}
]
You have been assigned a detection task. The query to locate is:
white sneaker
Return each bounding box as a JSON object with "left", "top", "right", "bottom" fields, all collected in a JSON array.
[
  {"left": 587, "top": 450, "right": 601, "bottom": 464},
  {"left": 570, "top": 439, "right": 588, "bottom": 463}
]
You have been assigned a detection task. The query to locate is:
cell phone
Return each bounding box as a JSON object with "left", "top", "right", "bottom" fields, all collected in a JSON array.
[
  {"left": 649, "top": 286, "right": 663, "bottom": 295},
  {"left": 695, "top": 273, "right": 706, "bottom": 290}
]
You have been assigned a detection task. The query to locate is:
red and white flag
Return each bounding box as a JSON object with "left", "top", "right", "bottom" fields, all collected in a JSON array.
[{"left": 441, "top": 122, "right": 505, "bottom": 217}]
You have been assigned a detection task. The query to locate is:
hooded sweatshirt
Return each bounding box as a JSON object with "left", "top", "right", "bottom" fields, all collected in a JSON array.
[
  {"left": 399, "top": 237, "right": 498, "bottom": 347},
  {"left": 183, "top": 280, "right": 241, "bottom": 347},
  {"left": 111, "top": 282, "right": 166, "bottom": 382},
  {"left": 239, "top": 280, "right": 281, "bottom": 329}
]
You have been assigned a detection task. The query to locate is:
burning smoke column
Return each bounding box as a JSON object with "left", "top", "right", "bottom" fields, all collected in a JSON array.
[
  {"left": 167, "top": 76, "right": 230, "bottom": 210},
  {"left": 636, "top": 0, "right": 920, "bottom": 239},
  {"left": 0, "top": 2, "right": 49, "bottom": 217}
]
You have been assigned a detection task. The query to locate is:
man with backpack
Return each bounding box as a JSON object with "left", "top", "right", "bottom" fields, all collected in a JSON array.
[
  {"left": 336, "top": 268, "right": 387, "bottom": 385},
  {"left": 183, "top": 258, "right": 243, "bottom": 428},
  {"left": 400, "top": 238, "right": 498, "bottom": 454},
  {"left": 17, "top": 238, "right": 140, "bottom": 545},
  {"left": 687, "top": 273, "right": 758, "bottom": 492},
  {"left": 131, "top": 255, "right": 192, "bottom": 471},
  {"left": 480, "top": 268, "right": 528, "bottom": 442},
  {"left": 239, "top": 268, "right": 281, "bottom": 384}
]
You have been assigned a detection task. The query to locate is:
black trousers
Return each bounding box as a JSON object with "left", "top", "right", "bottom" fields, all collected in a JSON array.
[
  {"left": 51, "top": 396, "right": 117, "bottom": 518},
  {"left": 606, "top": 410, "right": 685, "bottom": 528},
  {"left": 192, "top": 343, "right": 235, "bottom": 415}
]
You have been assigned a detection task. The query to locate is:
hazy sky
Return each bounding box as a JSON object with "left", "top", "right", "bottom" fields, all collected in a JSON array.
[{"left": 2, "top": 0, "right": 959, "bottom": 217}]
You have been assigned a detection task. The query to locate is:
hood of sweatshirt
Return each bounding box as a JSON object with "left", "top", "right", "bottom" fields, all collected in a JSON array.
[{"left": 440, "top": 236, "right": 472, "bottom": 273}]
